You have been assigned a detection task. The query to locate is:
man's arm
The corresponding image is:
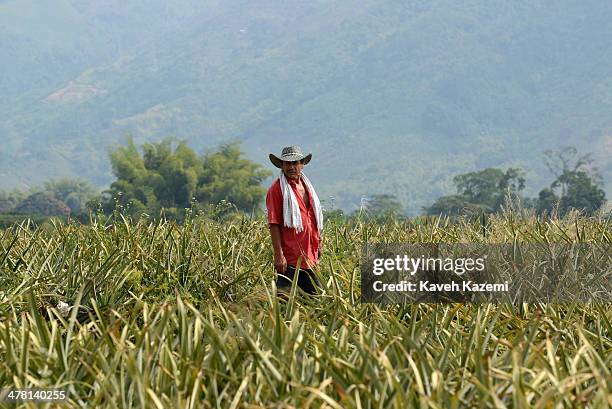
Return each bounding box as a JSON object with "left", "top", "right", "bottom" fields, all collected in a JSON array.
[{"left": 269, "top": 224, "right": 287, "bottom": 273}]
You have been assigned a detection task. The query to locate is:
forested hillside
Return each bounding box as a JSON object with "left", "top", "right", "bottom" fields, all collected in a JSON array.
[{"left": 1, "top": 0, "right": 611, "bottom": 214}]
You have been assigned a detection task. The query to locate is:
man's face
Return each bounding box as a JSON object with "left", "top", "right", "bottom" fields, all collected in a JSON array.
[{"left": 282, "top": 160, "right": 304, "bottom": 181}]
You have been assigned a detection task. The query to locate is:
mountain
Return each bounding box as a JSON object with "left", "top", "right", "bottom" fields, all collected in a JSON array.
[{"left": 1, "top": 0, "right": 611, "bottom": 214}]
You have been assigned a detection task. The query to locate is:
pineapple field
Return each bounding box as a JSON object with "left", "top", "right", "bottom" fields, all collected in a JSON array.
[{"left": 0, "top": 210, "right": 610, "bottom": 408}]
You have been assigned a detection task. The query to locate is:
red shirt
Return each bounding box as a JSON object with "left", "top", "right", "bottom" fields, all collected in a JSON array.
[{"left": 266, "top": 176, "right": 320, "bottom": 268}]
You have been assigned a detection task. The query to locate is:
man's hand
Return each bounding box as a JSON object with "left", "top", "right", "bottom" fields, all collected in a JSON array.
[{"left": 274, "top": 253, "right": 287, "bottom": 274}]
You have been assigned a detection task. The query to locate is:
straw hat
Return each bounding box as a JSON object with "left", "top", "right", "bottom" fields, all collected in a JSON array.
[{"left": 269, "top": 146, "right": 312, "bottom": 168}]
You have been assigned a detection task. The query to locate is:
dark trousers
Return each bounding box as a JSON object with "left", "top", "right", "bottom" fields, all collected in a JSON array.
[{"left": 276, "top": 265, "right": 321, "bottom": 295}]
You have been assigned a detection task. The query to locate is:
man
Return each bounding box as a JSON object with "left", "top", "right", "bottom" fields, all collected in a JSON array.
[{"left": 266, "top": 146, "right": 324, "bottom": 296}]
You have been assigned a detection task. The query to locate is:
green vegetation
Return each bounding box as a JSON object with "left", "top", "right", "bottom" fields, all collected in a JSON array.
[
  {"left": 99, "top": 138, "right": 271, "bottom": 219},
  {"left": 425, "top": 147, "right": 607, "bottom": 217},
  {"left": 12, "top": 192, "right": 70, "bottom": 217},
  {"left": 0, "top": 178, "right": 97, "bottom": 227},
  {"left": 355, "top": 194, "right": 406, "bottom": 221},
  {"left": 43, "top": 178, "right": 98, "bottom": 215},
  {"left": 536, "top": 170, "right": 607, "bottom": 216},
  {"left": 0, "top": 210, "right": 610, "bottom": 407},
  {"left": 3, "top": 144, "right": 606, "bottom": 225},
  {"left": 425, "top": 168, "right": 527, "bottom": 216},
  {"left": 0, "top": 190, "right": 24, "bottom": 213},
  {"left": 0, "top": 139, "right": 270, "bottom": 224},
  {"left": 196, "top": 142, "right": 273, "bottom": 213},
  {"left": 537, "top": 147, "right": 608, "bottom": 216}
]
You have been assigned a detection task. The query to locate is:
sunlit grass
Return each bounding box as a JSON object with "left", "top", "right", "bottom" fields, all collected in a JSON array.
[{"left": 0, "top": 210, "right": 610, "bottom": 407}]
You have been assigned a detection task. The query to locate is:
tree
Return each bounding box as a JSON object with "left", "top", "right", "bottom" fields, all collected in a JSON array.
[
  {"left": 554, "top": 171, "right": 605, "bottom": 215},
  {"left": 43, "top": 178, "right": 98, "bottom": 215},
  {"left": 543, "top": 146, "right": 601, "bottom": 187},
  {"left": 101, "top": 137, "right": 203, "bottom": 217},
  {"left": 100, "top": 138, "right": 271, "bottom": 218},
  {"left": 196, "top": 141, "right": 272, "bottom": 213},
  {"left": 13, "top": 192, "right": 71, "bottom": 217},
  {"left": 536, "top": 171, "right": 606, "bottom": 216},
  {"left": 537, "top": 147, "right": 606, "bottom": 216},
  {"left": 424, "top": 194, "right": 485, "bottom": 216},
  {"left": 425, "top": 167, "right": 526, "bottom": 215},
  {"left": 536, "top": 187, "right": 559, "bottom": 215},
  {"left": 102, "top": 137, "right": 150, "bottom": 215},
  {"left": 0, "top": 196, "right": 12, "bottom": 213},
  {"left": 356, "top": 194, "right": 405, "bottom": 220},
  {"left": 0, "top": 190, "right": 25, "bottom": 213},
  {"left": 454, "top": 167, "right": 525, "bottom": 210},
  {"left": 144, "top": 139, "right": 201, "bottom": 209}
]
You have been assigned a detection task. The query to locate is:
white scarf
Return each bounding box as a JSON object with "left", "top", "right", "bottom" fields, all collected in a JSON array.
[{"left": 279, "top": 170, "right": 323, "bottom": 233}]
